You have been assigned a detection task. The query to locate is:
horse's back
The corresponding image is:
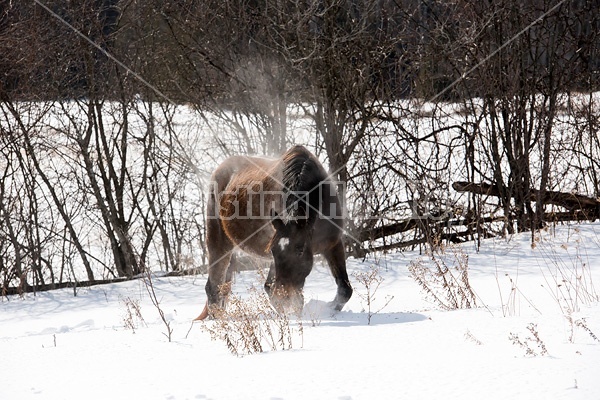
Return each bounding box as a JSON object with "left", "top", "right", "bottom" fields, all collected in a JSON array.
[
  {"left": 211, "top": 154, "right": 281, "bottom": 257},
  {"left": 209, "top": 147, "right": 344, "bottom": 256},
  {"left": 211, "top": 155, "right": 275, "bottom": 188}
]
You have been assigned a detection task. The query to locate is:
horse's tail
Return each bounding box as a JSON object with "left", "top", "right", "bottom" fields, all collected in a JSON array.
[{"left": 194, "top": 301, "right": 209, "bottom": 321}]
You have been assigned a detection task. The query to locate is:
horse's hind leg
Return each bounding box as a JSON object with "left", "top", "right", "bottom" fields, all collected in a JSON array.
[
  {"left": 196, "top": 203, "right": 234, "bottom": 320},
  {"left": 323, "top": 240, "right": 353, "bottom": 311},
  {"left": 205, "top": 251, "right": 233, "bottom": 308}
]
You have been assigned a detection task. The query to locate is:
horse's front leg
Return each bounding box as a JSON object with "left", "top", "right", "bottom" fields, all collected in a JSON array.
[
  {"left": 323, "top": 240, "right": 353, "bottom": 311},
  {"left": 263, "top": 262, "right": 275, "bottom": 297},
  {"left": 194, "top": 253, "right": 232, "bottom": 320}
]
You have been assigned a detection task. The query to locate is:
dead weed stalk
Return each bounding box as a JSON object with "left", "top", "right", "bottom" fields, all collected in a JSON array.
[
  {"left": 352, "top": 264, "right": 394, "bottom": 324},
  {"left": 509, "top": 323, "right": 548, "bottom": 357},
  {"left": 409, "top": 244, "right": 476, "bottom": 310},
  {"left": 121, "top": 295, "right": 146, "bottom": 333},
  {"left": 199, "top": 287, "right": 303, "bottom": 356}
]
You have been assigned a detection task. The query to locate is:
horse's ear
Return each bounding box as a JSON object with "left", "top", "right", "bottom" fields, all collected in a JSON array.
[{"left": 271, "top": 209, "right": 285, "bottom": 231}]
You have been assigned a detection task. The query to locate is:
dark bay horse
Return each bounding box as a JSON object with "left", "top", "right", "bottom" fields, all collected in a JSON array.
[{"left": 195, "top": 145, "right": 353, "bottom": 319}]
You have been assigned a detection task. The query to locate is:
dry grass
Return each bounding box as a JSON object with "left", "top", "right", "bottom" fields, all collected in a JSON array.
[
  {"left": 575, "top": 318, "right": 599, "bottom": 342},
  {"left": 535, "top": 232, "right": 599, "bottom": 343},
  {"left": 199, "top": 286, "right": 303, "bottom": 356},
  {"left": 352, "top": 264, "right": 394, "bottom": 325},
  {"left": 566, "top": 312, "right": 600, "bottom": 344},
  {"left": 464, "top": 329, "right": 483, "bottom": 345},
  {"left": 408, "top": 244, "right": 476, "bottom": 310},
  {"left": 538, "top": 236, "right": 599, "bottom": 315},
  {"left": 509, "top": 323, "right": 548, "bottom": 357},
  {"left": 142, "top": 270, "right": 173, "bottom": 342},
  {"left": 121, "top": 296, "right": 146, "bottom": 333}
]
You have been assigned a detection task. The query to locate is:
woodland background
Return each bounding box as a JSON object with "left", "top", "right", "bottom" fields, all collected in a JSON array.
[{"left": 1, "top": 0, "right": 599, "bottom": 292}]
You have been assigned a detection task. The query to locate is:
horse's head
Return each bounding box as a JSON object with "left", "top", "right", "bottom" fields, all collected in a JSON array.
[{"left": 267, "top": 210, "right": 314, "bottom": 314}]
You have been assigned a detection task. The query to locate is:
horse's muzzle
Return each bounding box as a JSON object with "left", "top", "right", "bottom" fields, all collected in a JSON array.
[{"left": 268, "top": 285, "right": 304, "bottom": 316}]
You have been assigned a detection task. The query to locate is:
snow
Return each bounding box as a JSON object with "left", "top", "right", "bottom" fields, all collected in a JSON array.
[{"left": 2, "top": 223, "right": 600, "bottom": 400}]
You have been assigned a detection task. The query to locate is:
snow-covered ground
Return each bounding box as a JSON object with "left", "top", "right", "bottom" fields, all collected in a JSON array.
[{"left": 2, "top": 223, "right": 600, "bottom": 400}]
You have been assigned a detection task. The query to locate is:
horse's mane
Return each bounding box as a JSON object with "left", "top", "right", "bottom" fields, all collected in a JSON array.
[{"left": 281, "top": 145, "right": 323, "bottom": 224}]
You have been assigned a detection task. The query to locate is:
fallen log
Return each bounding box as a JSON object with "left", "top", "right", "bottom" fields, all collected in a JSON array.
[
  {"left": 452, "top": 181, "right": 600, "bottom": 212},
  {"left": 357, "top": 218, "right": 421, "bottom": 242},
  {"left": 2, "top": 277, "right": 130, "bottom": 297}
]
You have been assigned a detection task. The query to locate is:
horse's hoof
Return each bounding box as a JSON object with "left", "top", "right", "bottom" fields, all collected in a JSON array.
[{"left": 327, "top": 301, "right": 344, "bottom": 312}]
